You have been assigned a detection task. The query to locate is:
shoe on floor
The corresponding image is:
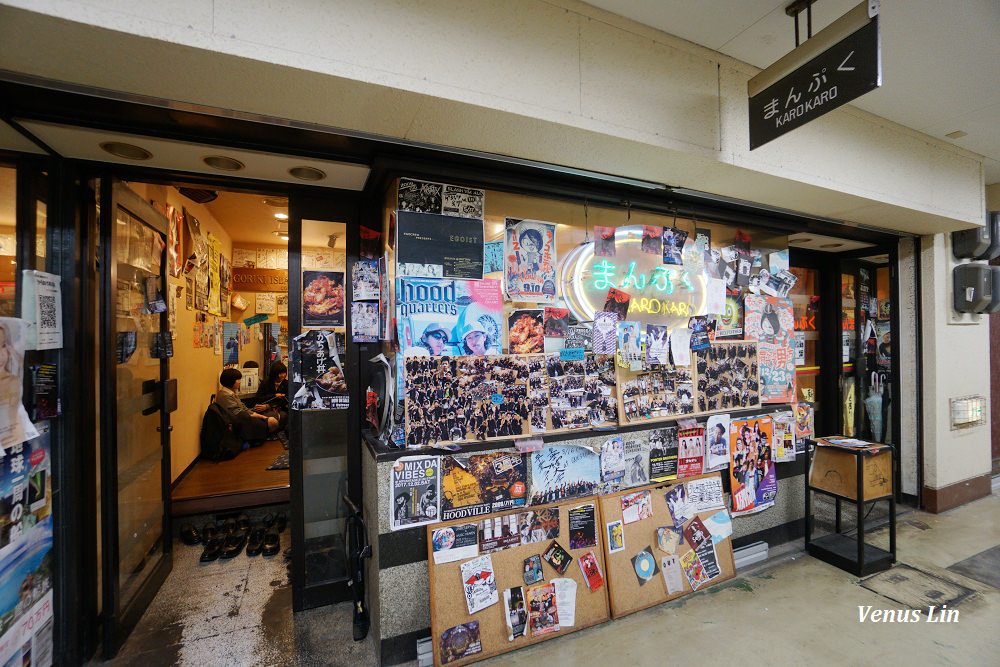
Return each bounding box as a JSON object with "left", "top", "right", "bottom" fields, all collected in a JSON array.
[
  {"left": 180, "top": 523, "right": 200, "bottom": 546},
  {"left": 275, "top": 512, "right": 287, "bottom": 533},
  {"left": 261, "top": 529, "right": 281, "bottom": 557},
  {"left": 263, "top": 512, "right": 275, "bottom": 528},
  {"left": 246, "top": 525, "right": 267, "bottom": 557},
  {"left": 201, "top": 523, "right": 218, "bottom": 544},
  {"left": 200, "top": 535, "right": 224, "bottom": 563},
  {"left": 220, "top": 529, "right": 248, "bottom": 559}
]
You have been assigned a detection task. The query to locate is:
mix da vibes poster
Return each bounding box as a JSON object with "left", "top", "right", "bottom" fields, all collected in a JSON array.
[{"left": 743, "top": 295, "right": 796, "bottom": 403}]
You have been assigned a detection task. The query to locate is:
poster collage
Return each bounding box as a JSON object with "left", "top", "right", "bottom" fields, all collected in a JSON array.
[
  {"left": 391, "top": 178, "right": 808, "bottom": 450},
  {"left": 389, "top": 178, "right": 818, "bottom": 528}
]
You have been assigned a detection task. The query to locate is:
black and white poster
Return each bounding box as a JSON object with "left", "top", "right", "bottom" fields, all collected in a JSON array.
[
  {"left": 443, "top": 185, "right": 485, "bottom": 219},
  {"left": 390, "top": 455, "right": 440, "bottom": 531},
  {"left": 396, "top": 211, "right": 484, "bottom": 279}
]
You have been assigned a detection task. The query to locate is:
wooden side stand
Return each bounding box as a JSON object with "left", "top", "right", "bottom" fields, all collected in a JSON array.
[{"left": 804, "top": 437, "right": 896, "bottom": 576}]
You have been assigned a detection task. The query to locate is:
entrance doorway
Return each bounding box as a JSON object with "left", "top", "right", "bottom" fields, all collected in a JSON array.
[{"left": 94, "top": 178, "right": 361, "bottom": 659}]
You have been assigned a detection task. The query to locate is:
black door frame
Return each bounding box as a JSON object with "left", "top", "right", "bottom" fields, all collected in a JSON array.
[
  {"left": 97, "top": 178, "right": 174, "bottom": 658},
  {"left": 287, "top": 190, "right": 364, "bottom": 610}
]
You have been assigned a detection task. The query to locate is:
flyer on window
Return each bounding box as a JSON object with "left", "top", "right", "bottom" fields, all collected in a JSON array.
[
  {"left": 504, "top": 218, "right": 557, "bottom": 302},
  {"left": 397, "top": 277, "right": 503, "bottom": 357},
  {"left": 396, "top": 211, "right": 484, "bottom": 279},
  {"left": 744, "top": 295, "right": 796, "bottom": 403}
]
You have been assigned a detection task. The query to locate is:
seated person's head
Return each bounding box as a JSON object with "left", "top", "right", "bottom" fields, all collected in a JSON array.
[{"left": 220, "top": 368, "right": 243, "bottom": 390}]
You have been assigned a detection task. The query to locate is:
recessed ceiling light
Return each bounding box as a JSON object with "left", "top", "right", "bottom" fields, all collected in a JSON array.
[
  {"left": 263, "top": 197, "right": 289, "bottom": 207},
  {"left": 202, "top": 155, "right": 245, "bottom": 171},
  {"left": 820, "top": 243, "right": 844, "bottom": 249},
  {"left": 272, "top": 230, "right": 289, "bottom": 241},
  {"left": 100, "top": 141, "right": 152, "bottom": 160},
  {"left": 288, "top": 166, "right": 325, "bottom": 181},
  {"left": 274, "top": 212, "right": 288, "bottom": 220},
  {"left": 945, "top": 130, "right": 968, "bottom": 139}
]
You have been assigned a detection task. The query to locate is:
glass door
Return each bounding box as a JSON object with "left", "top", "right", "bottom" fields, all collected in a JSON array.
[
  {"left": 100, "top": 181, "right": 172, "bottom": 656},
  {"left": 288, "top": 192, "right": 361, "bottom": 610}
]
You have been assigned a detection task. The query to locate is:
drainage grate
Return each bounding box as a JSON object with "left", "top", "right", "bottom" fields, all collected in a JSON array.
[
  {"left": 860, "top": 564, "right": 975, "bottom": 613},
  {"left": 947, "top": 544, "right": 1000, "bottom": 590}
]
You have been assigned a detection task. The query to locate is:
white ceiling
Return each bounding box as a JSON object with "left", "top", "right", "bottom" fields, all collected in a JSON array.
[
  {"left": 13, "top": 120, "right": 371, "bottom": 191},
  {"left": 584, "top": 0, "right": 1000, "bottom": 184}
]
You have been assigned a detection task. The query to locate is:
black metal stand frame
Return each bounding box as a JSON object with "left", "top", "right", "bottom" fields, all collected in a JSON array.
[{"left": 804, "top": 439, "right": 896, "bottom": 577}]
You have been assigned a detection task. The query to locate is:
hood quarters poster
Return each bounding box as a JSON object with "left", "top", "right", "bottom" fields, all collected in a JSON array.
[
  {"left": 504, "top": 218, "right": 557, "bottom": 302},
  {"left": 397, "top": 277, "right": 503, "bottom": 357}
]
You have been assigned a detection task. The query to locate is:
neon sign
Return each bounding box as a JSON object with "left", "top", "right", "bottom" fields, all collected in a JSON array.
[{"left": 560, "top": 226, "right": 708, "bottom": 329}]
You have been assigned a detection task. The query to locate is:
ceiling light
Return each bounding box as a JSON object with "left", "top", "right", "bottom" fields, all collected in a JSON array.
[
  {"left": 100, "top": 141, "right": 152, "bottom": 160},
  {"left": 274, "top": 212, "right": 288, "bottom": 220},
  {"left": 288, "top": 166, "right": 326, "bottom": 181},
  {"left": 263, "top": 197, "right": 289, "bottom": 207},
  {"left": 820, "top": 243, "right": 844, "bottom": 249},
  {"left": 945, "top": 130, "right": 968, "bottom": 140},
  {"left": 202, "top": 155, "right": 245, "bottom": 171},
  {"left": 272, "top": 231, "right": 290, "bottom": 241}
]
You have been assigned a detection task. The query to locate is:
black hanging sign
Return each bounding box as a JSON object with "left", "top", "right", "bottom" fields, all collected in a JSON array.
[{"left": 749, "top": 14, "right": 880, "bottom": 150}]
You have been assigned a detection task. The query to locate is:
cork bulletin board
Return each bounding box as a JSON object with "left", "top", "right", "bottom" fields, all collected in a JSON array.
[
  {"left": 597, "top": 472, "right": 736, "bottom": 618},
  {"left": 427, "top": 498, "right": 612, "bottom": 666}
]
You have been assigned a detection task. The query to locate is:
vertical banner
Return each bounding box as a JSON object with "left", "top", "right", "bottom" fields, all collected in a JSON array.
[
  {"left": 0, "top": 423, "right": 54, "bottom": 666},
  {"left": 207, "top": 233, "right": 221, "bottom": 316},
  {"left": 744, "top": 295, "right": 796, "bottom": 403}
]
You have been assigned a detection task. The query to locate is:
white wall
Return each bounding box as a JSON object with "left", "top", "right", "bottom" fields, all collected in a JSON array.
[
  {"left": 0, "top": 0, "right": 986, "bottom": 234},
  {"left": 919, "top": 234, "right": 992, "bottom": 490}
]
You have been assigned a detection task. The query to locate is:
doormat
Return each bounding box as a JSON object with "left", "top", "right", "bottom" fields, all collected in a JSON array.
[
  {"left": 267, "top": 452, "right": 289, "bottom": 470},
  {"left": 947, "top": 544, "right": 1000, "bottom": 589},
  {"left": 860, "top": 564, "right": 975, "bottom": 614}
]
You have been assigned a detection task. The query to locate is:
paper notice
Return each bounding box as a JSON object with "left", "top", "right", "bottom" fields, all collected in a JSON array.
[
  {"left": 551, "top": 577, "right": 577, "bottom": 628},
  {"left": 661, "top": 555, "right": 684, "bottom": 594},
  {"left": 704, "top": 510, "right": 733, "bottom": 543},
  {"left": 670, "top": 329, "right": 692, "bottom": 366},
  {"left": 705, "top": 278, "right": 726, "bottom": 316}
]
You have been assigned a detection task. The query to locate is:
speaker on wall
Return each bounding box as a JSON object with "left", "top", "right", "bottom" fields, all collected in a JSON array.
[
  {"left": 983, "top": 266, "right": 1000, "bottom": 314},
  {"left": 953, "top": 263, "right": 994, "bottom": 313},
  {"left": 952, "top": 211, "right": 999, "bottom": 260}
]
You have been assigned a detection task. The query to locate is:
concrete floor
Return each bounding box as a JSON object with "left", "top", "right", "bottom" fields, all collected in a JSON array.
[
  {"left": 102, "top": 489, "right": 999, "bottom": 666},
  {"left": 100, "top": 529, "right": 375, "bottom": 667}
]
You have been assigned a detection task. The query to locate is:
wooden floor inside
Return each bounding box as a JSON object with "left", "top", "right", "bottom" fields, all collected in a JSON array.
[{"left": 171, "top": 439, "right": 290, "bottom": 516}]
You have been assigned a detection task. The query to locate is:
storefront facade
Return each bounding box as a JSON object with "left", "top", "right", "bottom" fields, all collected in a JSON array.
[{"left": 0, "top": 1, "right": 996, "bottom": 665}]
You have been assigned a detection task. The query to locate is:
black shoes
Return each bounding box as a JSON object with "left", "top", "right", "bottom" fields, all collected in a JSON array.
[
  {"left": 261, "top": 530, "right": 281, "bottom": 557},
  {"left": 246, "top": 525, "right": 267, "bottom": 557},
  {"left": 220, "top": 526, "right": 248, "bottom": 559},
  {"left": 180, "top": 524, "right": 200, "bottom": 546},
  {"left": 200, "top": 535, "right": 224, "bottom": 562},
  {"left": 193, "top": 513, "right": 285, "bottom": 561}
]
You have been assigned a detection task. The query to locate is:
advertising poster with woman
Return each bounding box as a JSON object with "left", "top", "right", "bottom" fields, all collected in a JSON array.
[
  {"left": 397, "top": 277, "right": 503, "bottom": 357},
  {"left": 504, "top": 218, "right": 557, "bottom": 302},
  {"left": 728, "top": 416, "right": 777, "bottom": 516},
  {"left": 744, "top": 295, "right": 796, "bottom": 403}
]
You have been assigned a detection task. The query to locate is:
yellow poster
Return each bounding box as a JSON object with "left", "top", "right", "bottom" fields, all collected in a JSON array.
[{"left": 207, "top": 233, "right": 221, "bottom": 316}]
